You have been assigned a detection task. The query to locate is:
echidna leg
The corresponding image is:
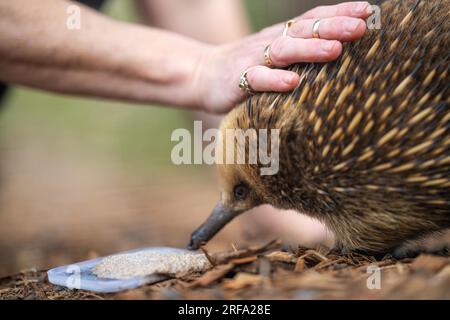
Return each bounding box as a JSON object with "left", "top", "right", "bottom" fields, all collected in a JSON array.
[
  {"left": 392, "top": 230, "right": 450, "bottom": 259},
  {"left": 331, "top": 240, "right": 351, "bottom": 256}
]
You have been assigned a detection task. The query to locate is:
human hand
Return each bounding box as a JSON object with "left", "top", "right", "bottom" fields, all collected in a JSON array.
[{"left": 195, "top": 1, "right": 373, "bottom": 114}]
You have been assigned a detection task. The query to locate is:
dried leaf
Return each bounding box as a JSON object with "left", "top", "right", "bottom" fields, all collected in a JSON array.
[
  {"left": 265, "top": 251, "right": 297, "bottom": 263},
  {"left": 189, "top": 263, "right": 234, "bottom": 288},
  {"left": 210, "top": 239, "right": 281, "bottom": 265},
  {"left": 230, "top": 256, "right": 258, "bottom": 265},
  {"left": 222, "top": 273, "right": 263, "bottom": 290},
  {"left": 294, "top": 258, "right": 306, "bottom": 273}
]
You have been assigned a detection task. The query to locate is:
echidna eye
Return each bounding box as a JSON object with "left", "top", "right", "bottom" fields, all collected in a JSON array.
[{"left": 233, "top": 184, "right": 248, "bottom": 200}]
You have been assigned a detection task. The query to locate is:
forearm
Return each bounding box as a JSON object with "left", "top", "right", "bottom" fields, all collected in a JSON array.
[
  {"left": 0, "top": 0, "right": 210, "bottom": 108},
  {"left": 136, "top": 0, "right": 250, "bottom": 43}
]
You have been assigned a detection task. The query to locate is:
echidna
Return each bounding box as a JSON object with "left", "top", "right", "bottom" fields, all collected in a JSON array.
[{"left": 189, "top": 0, "right": 450, "bottom": 256}]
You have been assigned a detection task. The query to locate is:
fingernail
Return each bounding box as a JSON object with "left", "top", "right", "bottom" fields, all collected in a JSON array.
[
  {"left": 353, "top": 2, "right": 369, "bottom": 14},
  {"left": 283, "top": 74, "right": 297, "bottom": 85},
  {"left": 321, "top": 41, "right": 336, "bottom": 52},
  {"left": 344, "top": 19, "right": 361, "bottom": 33}
]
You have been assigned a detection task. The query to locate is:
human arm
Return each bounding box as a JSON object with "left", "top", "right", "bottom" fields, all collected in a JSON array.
[
  {"left": 0, "top": 0, "right": 372, "bottom": 113},
  {"left": 135, "top": 0, "right": 250, "bottom": 44},
  {"left": 0, "top": 0, "right": 211, "bottom": 108}
]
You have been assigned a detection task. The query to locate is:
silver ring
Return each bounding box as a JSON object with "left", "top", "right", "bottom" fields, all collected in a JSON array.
[
  {"left": 282, "top": 19, "right": 296, "bottom": 37},
  {"left": 238, "top": 69, "right": 255, "bottom": 95},
  {"left": 264, "top": 44, "right": 273, "bottom": 67},
  {"left": 312, "top": 19, "right": 322, "bottom": 39}
]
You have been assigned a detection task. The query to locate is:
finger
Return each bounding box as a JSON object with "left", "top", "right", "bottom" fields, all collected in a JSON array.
[
  {"left": 246, "top": 66, "right": 300, "bottom": 93},
  {"left": 269, "top": 37, "right": 342, "bottom": 67},
  {"left": 300, "top": 1, "right": 373, "bottom": 20},
  {"left": 288, "top": 17, "right": 366, "bottom": 41}
]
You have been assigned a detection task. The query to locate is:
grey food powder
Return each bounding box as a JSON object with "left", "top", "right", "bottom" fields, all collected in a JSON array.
[{"left": 93, "top": 250, "right": 211, "bottom": 279}]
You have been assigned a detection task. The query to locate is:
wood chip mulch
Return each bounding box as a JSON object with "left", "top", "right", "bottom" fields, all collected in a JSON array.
[{"left": 1, "top": 240, "right": 450, "bottom": 300}]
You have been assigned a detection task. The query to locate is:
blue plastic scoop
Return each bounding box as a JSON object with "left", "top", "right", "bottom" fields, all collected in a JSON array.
[{"left": 47, "top": 247, "right": 209, "bottom": 293}]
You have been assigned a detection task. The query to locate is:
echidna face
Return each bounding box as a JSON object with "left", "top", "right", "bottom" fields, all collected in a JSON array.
[
  {"left": 188, "top": 119, "right": 263, "bottom": 250},
  {"left": 188, "top": 163, "right": 262, "bottom": 250},
  {"left": 217, "top": 160, "right": 261, "bottom": 209},
  {"left": 214, "top": 115, "right": 263, "bottom": 211}
]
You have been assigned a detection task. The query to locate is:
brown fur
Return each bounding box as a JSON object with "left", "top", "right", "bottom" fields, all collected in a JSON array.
[{"left": 218, "top": 0, "right": 450, "bottom": 254}]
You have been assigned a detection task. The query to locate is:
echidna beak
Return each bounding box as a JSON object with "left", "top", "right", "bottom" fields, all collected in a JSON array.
[{"left": 188, "top": 201, "right": 243, "bottom": 250}]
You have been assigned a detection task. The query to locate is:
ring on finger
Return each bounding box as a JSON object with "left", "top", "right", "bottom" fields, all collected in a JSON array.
[
  {"left": 282, "top": 19, "right": 296, "bottom": 37},
  {"left": 312, "top": 19, "right": 322, "bottom": 39},
  {"left": 238, "top": 69, "right": 255, "bottom": 95},
  {"left": 263, "top": 44, "right": 273, "bottom": 67}
]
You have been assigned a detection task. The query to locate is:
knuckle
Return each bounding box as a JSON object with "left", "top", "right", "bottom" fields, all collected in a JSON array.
[
  {"left": 319, "top": 19, "right": 332, "bottom": 34},
  {"left": 309, "top": 39, "right": 338, "bottom": 60},
  {"left": 292, "top": 21, "right": 309, "bottom": 37},
  {"left": 333, "top": 17, "right": 348, "bottom": 31},
  {"left": 334, "top": 16, "right": 348, "bottom": 24},
  {"left": 269, "top": 38, "right": 287, "bottom": 65}
]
